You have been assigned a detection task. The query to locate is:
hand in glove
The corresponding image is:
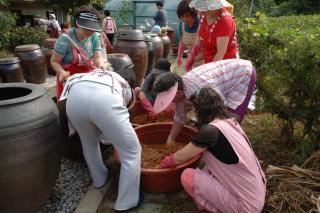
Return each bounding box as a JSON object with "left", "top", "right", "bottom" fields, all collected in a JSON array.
[
  {"left": 186, "top": 44, "right": 201, "bottom": 72},
  {"left": 160, "top": 154, "right": 176, "bottom": 169},
  {"left": 140, "top": 96, "right": 154, "bottom": 113}
]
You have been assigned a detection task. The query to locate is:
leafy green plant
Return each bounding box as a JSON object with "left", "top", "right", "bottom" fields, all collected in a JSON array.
[
  {"left": 237, "top": 14, "right": 320, "bottom": 157},
  {"left": 0, "top": 0, "right": 16, "bottom": 30},
  {"left": 0, "top": 27, "right": 48, "bottom": 52}
]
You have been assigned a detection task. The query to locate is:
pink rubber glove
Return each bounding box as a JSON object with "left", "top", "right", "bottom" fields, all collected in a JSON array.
[
  {"left": 177, "top": 41, "right": 185, "bottom": 68},
  {"left": 140, "top": 96, "right": 154, "bottom": 113},
  {"left": 186, "top": 44, "right": 201, "bottom": 72},
  {"left": 160, "top": 154, "right": 176, "bottom": 169}
]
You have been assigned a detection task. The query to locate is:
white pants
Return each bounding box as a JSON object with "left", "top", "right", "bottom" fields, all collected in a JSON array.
[{"left": 66, "top": 82, "right": 141, "bottom": 210}]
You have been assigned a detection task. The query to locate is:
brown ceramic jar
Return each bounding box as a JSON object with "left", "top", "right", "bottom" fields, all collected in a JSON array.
[
  {"left": 160, "top": 33, "right": 171, "bottom": 59},
  {"left": 144, "top": 34, "right": 156, "bottom": 76},
  {"left": 107, "top": 53, "right": 134, "bottom": 71},
  {"left": 151, "top": 34, "right": 164, "bottom": 63},
  {"left": 0, "top": 57, "right": 24, "bottom": 83},
  {"left": 15, "top": 44, "right": 47, "bottom": 84},
  {"left": 113, "top": 29, "right": 148, "bottom": 87}
]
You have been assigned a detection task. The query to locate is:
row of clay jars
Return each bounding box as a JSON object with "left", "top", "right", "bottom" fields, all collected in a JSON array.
[
  {"left": 2, "top": 38, "right": 57, "bottom": 84},
  {"left": 113, "top": 29, "right": 171, "bottom": 87}
]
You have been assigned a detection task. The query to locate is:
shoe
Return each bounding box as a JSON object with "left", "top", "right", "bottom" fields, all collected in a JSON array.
[
  {"left": 114, "top": 192, "right": 145, "bottom": 212},
  {"left": 95, "top": 165, "right": 111, "bottom": 189}
]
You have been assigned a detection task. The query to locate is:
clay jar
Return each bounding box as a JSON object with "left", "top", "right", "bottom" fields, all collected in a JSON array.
[
  {"left": 42, "top": 38, "right": 57, "bottom": 75},
  {"left": 160, "top": 33, "right": 171, "bottom": 59},
  {"left": 151, "top": 34, "right": 164, "bottom": 63},
  {"left": 43, "top": 38, "right": 56, "bottom": 49},
  {"left": 15, "top": 44, "right": 47, "bottom": 84},
  {"left": 144, "top": 34, "right": 156, "bottom": 76},
  {"left": 0, "top": 83, "right": 63, "bottom": 213},
  {"left": 166, "top": 27, "right": 175, "bottom": 48},
  {"left": 107, "top": 53, "right": 134, "bottom": 71},
  {"left": 0, "top": 57, "right": 24, "bottom": 83},
  {"left": 113, "top": 29, "right": 148, "bottom": 87}
]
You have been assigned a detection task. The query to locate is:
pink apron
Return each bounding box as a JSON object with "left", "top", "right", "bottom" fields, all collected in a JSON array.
[{"left": 194, "top": 118, "right": 266, "bottom": 212}]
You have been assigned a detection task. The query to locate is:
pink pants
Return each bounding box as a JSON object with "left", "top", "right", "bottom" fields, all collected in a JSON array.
[
  {"left": 181, "top": 168, "right": 241, "bottom": 213},
  {"left": 181, "top": 168, "right": 214, "bottom": 212}
]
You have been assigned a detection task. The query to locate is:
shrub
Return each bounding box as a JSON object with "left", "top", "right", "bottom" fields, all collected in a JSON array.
[
  {"left": 237, "top": 14, "right": 320, "bottom": 158},
  {"left": 0, "top": 27, "right": 48, "bottom": 52}
]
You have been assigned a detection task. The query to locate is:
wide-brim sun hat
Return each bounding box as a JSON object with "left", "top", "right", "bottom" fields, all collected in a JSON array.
[
  {"left": 76, "top": 12, "right": 101, "bottom": 32},
  {"left": 189, "top": 0, "right": 234, "bottom": 14},
  {"left": 153, "top": 82, "right": 178, "bottom": 113}
]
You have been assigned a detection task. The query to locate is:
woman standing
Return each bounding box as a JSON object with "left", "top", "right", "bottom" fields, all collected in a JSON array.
[
  {"left": 176, "top": 0, "right": 203, "bottom": 68},
  {"left": 186, "top": 0, "right": 239, "bottom": 71},
  {"left": 153, "top": 1, "right": 168, "bottom": 27},
  {"left": 51, "top": 5, "right": 110, "bottom": 99},
  {"left": 160, "top": 87, "right": 266, "bottom": 213},
  {"left": 102, "top": 10, "right": 117, "bottom": 46}
]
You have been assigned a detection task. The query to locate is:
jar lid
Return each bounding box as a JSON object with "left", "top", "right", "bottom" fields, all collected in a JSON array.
[
  {"left": 0, "top": 57, "right": 20, "bottom": 65},
  {"left": 15, "top": 44, "right": 41, "bottom": 52},
  {"left": 116, "top": 29, "right": 145, "bottom": 41}
]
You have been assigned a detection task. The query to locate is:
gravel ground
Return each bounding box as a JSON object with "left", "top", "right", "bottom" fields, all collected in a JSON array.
[{"left": 38, "top": 158, "right": 92, "bottom": 213}]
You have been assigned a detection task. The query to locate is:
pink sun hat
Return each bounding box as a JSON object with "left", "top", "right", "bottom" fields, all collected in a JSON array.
[{"left": 153, "top": 82, "right": 178, "bottom": 113}]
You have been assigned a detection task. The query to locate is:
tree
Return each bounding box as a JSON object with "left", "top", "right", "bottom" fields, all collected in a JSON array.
[
  {"left": 0, "top": 0, "right": 16, "bottom": 30},
  {"left": 40, "top": 0, "right": 104, "bottom": 13}
]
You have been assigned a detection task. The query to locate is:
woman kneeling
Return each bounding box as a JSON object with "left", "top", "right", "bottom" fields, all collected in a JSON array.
[{"left": 160, "top": 87, "right": 266, "bottom": 213}]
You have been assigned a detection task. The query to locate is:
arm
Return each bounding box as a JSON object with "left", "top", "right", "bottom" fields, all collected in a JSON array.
[
  {"left": 213, "top": 36, "right": 229, "bottom": 61},
  {"left": 138, "top": 91, "right": 154, "bottom": 112},
  {"left": 186, "top": 36, "right": 201, "bottom": 71},
  {"left": 173, "top": 142, "right": 206, "bottom": 165},
  {"left": 93, "top": 33, "right": 111, "bottom": 69},
  {"left": 160, "top": 142, "right": 205, "bottom": 168},
  {"left": 34, "top": 18, "right": 49, "bottom": 25},
  {"left": 51, "top": 51, "right": 70, "bottom": 82},
  {"left": 161, "top": 124, "right": 218, "bottom": 168},
  {"left": 167, "top": 121, "right": 183, "bottom": 143},
  {"left": 177, "top": 40, "right": 185, "bottom": 67},
  {"left": 93, "top": 51, "right": 105, "bottom": 67}
]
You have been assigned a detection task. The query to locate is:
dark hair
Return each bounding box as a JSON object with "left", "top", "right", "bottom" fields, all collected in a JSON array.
[
  {"left": 146, "top": 73, "right": 157, "bottom": 92},
  {"left": 73, "top": 5, "right": 100, "bottom": 27},
  {"left": 176, "top": 0, "right": 197, "bottom": 19},
  {"left": 116, "top": 67, "right": 136, "bottom": 88},
  {"left": 156, "top": 1, "right": 164, "bottom": 7},
  {"left": 152, "top": 72, "right": 184, "bottom": 94},
  {"left": 104, "top": 10, "right": 111, "bottom": 16},
  {"left": 190, "top": 87, "right": 233, "bottom": 125}
]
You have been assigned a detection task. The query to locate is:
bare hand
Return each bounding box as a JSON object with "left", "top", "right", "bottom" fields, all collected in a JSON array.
[
  {"left": 59, "top": 70, "right": 70, "bottom": 82},
  {"left": 177, "top": 57, "right": 183, "bottom": 67},
  {"left": 99, "top": 62, "right": 113, "bottom": 71}
]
